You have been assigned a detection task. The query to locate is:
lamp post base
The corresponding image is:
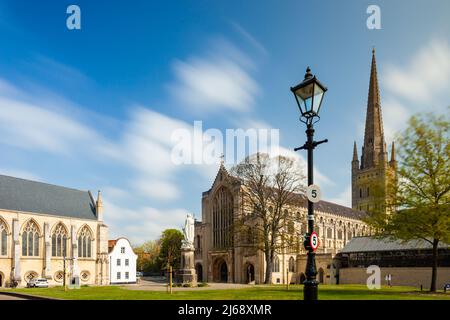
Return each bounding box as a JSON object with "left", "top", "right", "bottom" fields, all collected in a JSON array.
[{"left": 303, "top": 279, "right": 319, "bottom": 300}]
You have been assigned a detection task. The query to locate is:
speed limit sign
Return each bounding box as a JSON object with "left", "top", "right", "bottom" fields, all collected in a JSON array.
[
  {"left": 310, "top": 231, "right": 319, "bottom": 252},
  {"left": 306, "top": 184, "right": 321, "bottom": 203}
]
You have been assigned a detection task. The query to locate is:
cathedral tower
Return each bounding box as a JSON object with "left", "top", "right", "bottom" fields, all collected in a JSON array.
[{"left": 351, "top": 49, "right": 396, "bottom": 212}]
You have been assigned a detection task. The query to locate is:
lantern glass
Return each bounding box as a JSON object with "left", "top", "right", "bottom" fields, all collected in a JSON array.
[
  {"left": 293, "top": 79, "right": 326, "bottom": 117},
  {"left": 312, "top": 82, "right": 325, "bottom": 115}
]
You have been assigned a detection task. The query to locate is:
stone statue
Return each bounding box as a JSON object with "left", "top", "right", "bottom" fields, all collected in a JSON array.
[{"left": 182, "top": 213, "right": 195, "bottom": 249}]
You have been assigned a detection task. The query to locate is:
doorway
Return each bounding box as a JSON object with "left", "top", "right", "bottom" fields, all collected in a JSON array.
[
  {"left": 318, "top": 268, "right": 324, "bottom": 284},
  {"left": 196, "top": 263, "right": 203, "bottom": 282},
  {"left": 219, "top": 261, "right": 228, "bottom": 282},
  {"left": 245, "top": 263, "right": 255, "bottom": 283}
]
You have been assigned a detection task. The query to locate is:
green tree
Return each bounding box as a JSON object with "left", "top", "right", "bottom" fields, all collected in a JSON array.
[
  {"left": 158, "top": 229, "right": 184, "bottom": 270},
  {"left": 134, "top": 240, "right": 161, "bottom": 273},
  {"left": 366, "top": 111, "right": 450, "bottom": 292}
]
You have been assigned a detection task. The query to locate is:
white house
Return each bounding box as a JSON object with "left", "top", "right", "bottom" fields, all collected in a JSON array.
[{"left": 108, "top": 238, "right": 137, "bottom": 284}]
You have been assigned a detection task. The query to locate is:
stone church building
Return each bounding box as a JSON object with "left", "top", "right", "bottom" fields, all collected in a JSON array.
[
  {"left": 194, "top": 164, "right": 368, "bottom": 285},
  {"left": 194, "top": 50, "right": 393, "bottom": 285},
  {"left": 0, "top": 175, "right": 109, "bottom": 287}
]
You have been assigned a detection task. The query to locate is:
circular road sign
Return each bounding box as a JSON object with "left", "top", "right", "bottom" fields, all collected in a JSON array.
[
  {"left": 310, "top": 231, "right": 319, "bottom": 252},
  {"left": 306, "top": 184, "right": 321, "bottom": 203}
]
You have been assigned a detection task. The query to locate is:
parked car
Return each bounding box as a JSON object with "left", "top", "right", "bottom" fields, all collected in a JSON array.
[
  {"left": 136, "top": 271, "right": 143, "bottom": 278},
  {"left": 27, "top": 278, "right": 49, "bottom": 288}
]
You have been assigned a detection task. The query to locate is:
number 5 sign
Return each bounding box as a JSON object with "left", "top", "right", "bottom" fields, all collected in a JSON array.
[
  {"left": 306, "top": 184, "right": 321, "bottom": 203},
  {"left": 310, "top": 231, "right": 319, "bottom": 252}
]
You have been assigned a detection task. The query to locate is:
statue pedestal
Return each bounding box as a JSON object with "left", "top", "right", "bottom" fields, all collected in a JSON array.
[{"left": 177, "top": 246, "right": 197, "bottom": 286}]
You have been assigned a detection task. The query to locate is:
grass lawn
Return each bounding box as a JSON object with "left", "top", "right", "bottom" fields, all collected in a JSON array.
[{"left": 3, "top": 284, "right": 450, "bottom": 300}]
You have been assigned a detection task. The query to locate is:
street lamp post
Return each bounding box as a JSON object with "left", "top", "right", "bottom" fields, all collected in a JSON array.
[{"left": 291, "top": 67, "right": 328, "bottom": 301}]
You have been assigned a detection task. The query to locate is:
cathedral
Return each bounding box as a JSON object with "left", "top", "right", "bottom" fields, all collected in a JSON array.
[
  {"left": 0, "top": 175, "right": 109, "bottom": 288},
  {"left": 193, "top": 49, "right": 394, "bottom": 285},
  {"left": 194, "top": 165, "right": 367, "bottom": 285},
  {"left": 351, "top": 49, "right": 396, "bottom": 213}
]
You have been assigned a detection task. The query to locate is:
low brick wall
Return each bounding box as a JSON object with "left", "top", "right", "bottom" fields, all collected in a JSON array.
[{"left": 339, "top": 267, "right": 450, "bottom": 290}]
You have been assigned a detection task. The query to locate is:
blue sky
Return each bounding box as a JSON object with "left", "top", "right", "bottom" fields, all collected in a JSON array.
[{"left": 0, "top": 0, "right": 449, "bottom": 244}]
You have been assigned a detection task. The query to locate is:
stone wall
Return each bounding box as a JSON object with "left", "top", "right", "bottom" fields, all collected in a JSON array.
[{"left": 339, "top": 267, "right": 450, "bottom": 290}]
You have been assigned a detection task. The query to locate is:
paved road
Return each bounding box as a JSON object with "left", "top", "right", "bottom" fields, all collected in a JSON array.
[
  {"left": 0, "top": 292, "right": 28, "bottom": 300},
  {"left": 123, "top": 277, "right": 252, "bottom": 291}
]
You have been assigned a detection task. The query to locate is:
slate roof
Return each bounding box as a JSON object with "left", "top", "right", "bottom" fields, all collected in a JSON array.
[
  {"left": 289, "top": 193, "right": 367, "bottom": 220},
  {"left": 341, "top": 236, "right": 450, "bottom": 253},
  {"left": 0, "top": 174, "right": 97, "bottom": 220}
]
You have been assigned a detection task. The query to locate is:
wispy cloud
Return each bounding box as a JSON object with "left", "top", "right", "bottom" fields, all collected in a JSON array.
[
  {"left": 0, "top": 91, "right": 98, "bottom": 155},
  {"left": 168, "top": 38, "right": 259, "bottom": 114},
  {"left": 384, "top": 39, "right": 450, "bottom": 105},
  {"left": 230, "top": 21, "right": 268, "bottom": 56},
  {"left": 382, "top": 38, "right": 450, "bottom": 142}
]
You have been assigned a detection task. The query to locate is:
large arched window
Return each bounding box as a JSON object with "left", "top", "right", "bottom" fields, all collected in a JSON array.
[
  {"left": 22, "top": 220, "right": 40, "bottom": 257},
  {"left": 51, "top": 223, "right": 68, "bottom": 257},
  {"left": 288, "top": 257, "right": 295, "bottom": 272},
  {"left": 273, "top": 256, "right": 280, "bottom": 272},
  {"left": 0, "top": 219, "right": 7, "bottom": 256},
  {"left": 77, "top": 226, "right": 92, "bottom": 258},
  {"left": 212, "top": 187, "right": 233, "bottom": 249}
]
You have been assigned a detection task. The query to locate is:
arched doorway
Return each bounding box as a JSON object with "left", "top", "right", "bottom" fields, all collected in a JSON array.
[
  {"left": 0, "top": 272, "right": 3, "bottom": 287},
  {"left": 245, "top": 263, "right": 255, "bottom": 283},
  {"left": 318, "top": 268, "right": 324, "bottom": 284},
  {"left": 219, "top": 261, "right": 228, "bottom": 283},
  {"left": 213, "top": 258, "right": 228, "bottom": 283},
  {"left": 196, "top": 263, "right": 203, "bottom": 282},
  {"left": 299, "top": 273, "right": 306, "bottom": 284}
]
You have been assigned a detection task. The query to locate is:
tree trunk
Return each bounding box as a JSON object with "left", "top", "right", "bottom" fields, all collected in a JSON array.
[
  {"left": 430, "top": 238, "right": 439, "bottom": 292},
  {"left": 264, "top": 247, "right": 272, "bottom": 284}
]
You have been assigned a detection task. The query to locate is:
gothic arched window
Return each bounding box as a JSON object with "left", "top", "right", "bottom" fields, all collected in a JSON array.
[
  {"left": 337, "top": 230, "right": 343, "bottom": 240},
  {"left": 51, "top": 223, "right": 68, "bottom": 257},
  {"left": 77, "top": 226, "right": 92, "bottom": 258},
  {"left": 212, "top": 187, "right": 234, "bottom": 249},
  {"left": 0, "top": 220, "right": 7, "bottom": 256},
  {"left": 326, "top": 228, "right": 332, "bottom": 239},
  {"left": 273, "top": 256, "right": 280, "bottom": 272},
  {"left": 288, "top": 257, "right": 295, "bottom": 272},
  {"left": 22, "top": 220, "right": 40, "bottom": 256}
]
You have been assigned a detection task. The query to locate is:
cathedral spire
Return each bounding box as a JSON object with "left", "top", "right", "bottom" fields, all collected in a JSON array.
[
  {"left": 352, "top": 141, "right": 358, "bottom": 162},
  {"left": 362, "top": 48, "right": 386, "bottom": 169},
  {"left": 390, "top": 141, "right": 396, "bottom": 162}
]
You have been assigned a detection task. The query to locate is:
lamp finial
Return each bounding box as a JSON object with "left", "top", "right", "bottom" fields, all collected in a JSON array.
[{"left": 304, "top": 66, "right": 313, "bottom": 80}]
